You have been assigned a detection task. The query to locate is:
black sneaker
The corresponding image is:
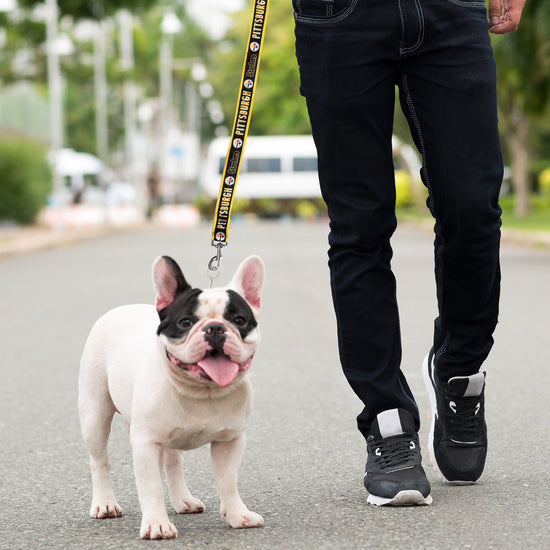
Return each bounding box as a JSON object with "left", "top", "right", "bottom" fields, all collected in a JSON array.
[
  {"left": 364, "top": 408, "right": 432, "bottom": 506},
  {"left": 423, "top": 350, "right": 487, "bottom": 484}
]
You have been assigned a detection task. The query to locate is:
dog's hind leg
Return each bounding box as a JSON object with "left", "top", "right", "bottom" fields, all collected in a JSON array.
[
  {"left": 163, "top": 448, "right": 205, "bottom": 514},
  {"left": 78, "top": 363, "right": 123, "bottom": 519}
]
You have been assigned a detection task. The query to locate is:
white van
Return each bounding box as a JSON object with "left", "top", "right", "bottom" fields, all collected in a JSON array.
[
  {"left": 201, "top": 134, "right": 421, "bottom": 200},
  {"left": 201, "top": 135, "right": 320, "bottom": 199}
]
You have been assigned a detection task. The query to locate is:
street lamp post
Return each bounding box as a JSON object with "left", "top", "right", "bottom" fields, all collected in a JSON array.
[
  {"left": 159, "top": 11, "right": 182, "bottom": 201},
  {"left": 118, "top": 9, "right": 137, "bottom": 186},
  {"left": 94, "top": 20, "right": 108, "bottom": 164},
  {"left": 45, "top": 0, "right": 63, "bottom": 155},
  {"left": 45, "top": 0, "right": 68, "bottom": 228}
]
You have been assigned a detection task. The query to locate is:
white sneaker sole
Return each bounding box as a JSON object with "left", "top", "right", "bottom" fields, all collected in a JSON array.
[
  {"left": 367, "top": 490, "right": 433, "bottom": 506},
  {"left": 422, "top": 353, "right": 478, "bottom": 486}
]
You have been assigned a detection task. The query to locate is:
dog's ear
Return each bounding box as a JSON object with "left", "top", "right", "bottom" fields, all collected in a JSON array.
[
  {"left": 152, "top": 256, "right": 191, "bottom": 310},
  {"left": 228, "top": 255, "right": 264, "bottom": 311}
]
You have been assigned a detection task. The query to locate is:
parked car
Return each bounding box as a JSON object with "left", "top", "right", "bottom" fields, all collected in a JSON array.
[{"left": 48, "top": 149, "right": 138, "bottom": 206}]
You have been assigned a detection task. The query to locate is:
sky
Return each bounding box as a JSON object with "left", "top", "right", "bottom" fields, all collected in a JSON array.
[{"left": 187, "top": 0, "right": 245, "bottom": 39}]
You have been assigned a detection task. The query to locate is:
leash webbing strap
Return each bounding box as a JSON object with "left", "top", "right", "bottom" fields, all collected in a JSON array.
[{"left": 210, "top": 0, "right": 269, "bottom": 246}]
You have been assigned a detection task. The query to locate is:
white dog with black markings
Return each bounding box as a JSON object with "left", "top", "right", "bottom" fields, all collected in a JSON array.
[{"left": 78, "top": 255, "right": 265, "bottom": 540}]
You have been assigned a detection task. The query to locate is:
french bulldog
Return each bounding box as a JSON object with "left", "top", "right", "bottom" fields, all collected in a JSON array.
[{"left": 78, "top": 255, "right": 265, "bottom": 540}]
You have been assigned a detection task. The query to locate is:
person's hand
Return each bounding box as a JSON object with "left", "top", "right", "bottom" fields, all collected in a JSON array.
[{"left": 488, "top": 0, "right": 526, "bottom": 34}]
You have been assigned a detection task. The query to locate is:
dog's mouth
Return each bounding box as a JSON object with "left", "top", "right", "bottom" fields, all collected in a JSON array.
[{"left": 166, "top": 350, "right": 250, "bottom": 387}]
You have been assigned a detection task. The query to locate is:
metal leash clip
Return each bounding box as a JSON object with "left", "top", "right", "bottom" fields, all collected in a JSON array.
[{"left": 207, "top": 241, "right": 227, "bottom": 287}]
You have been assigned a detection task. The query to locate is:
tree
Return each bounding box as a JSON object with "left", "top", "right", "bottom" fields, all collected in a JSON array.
[
  {"left": 492, "top": 0, "right": 550, "bottom": 217},
  {"left": 210, "top": 0, "right": 311, "bottom": 136},
  {"left": 0, "top": 1, "right": 217, "bottom": 162},
  {"left": 0, "top": 12, "right": 48, "bottom": 84},
  {"left": 16, "top": 0, "right": 156, "bottom": 20}
]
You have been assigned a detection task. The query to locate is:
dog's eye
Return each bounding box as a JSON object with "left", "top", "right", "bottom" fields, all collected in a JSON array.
[
  {"left": 233, "top": 316, "right": 248, "bottom": 327},
  {"left": 178, "top": 318, "right": 194, "bottom": 328}
]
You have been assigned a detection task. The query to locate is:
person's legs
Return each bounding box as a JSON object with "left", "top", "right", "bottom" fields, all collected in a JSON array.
[
  {"left": 398, "top": 0, "right": 503, "bottom": 380},
  {"left": 294, "top": 0, "right": 420, "bottom": 439},
  {"left": 397, "top": 0, "right": 502, "bottom": 482},
  {"left": 294, "top": 0, "right": 432, "bottom": 505}
]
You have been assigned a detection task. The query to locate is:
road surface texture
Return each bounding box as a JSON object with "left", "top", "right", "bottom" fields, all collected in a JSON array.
[{"left": 1, "top": 220, "right": 549, "bottom": 549}]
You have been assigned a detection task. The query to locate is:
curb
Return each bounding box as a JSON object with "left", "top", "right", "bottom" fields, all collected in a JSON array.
[
  {"left": 501, "top": 227, "right": 550, "bottom": 248},
  {"left": 0, "top": 204, "right": 202, "bottom": 259},
  {"left": 0, "top": 224, "right": 147, "bottom": 259},
  {"left": 399, "top": 217, "right": 550, "bottom": 250},
  {"left": 1, "top": 219, "right": 549, "bottom": 260}
]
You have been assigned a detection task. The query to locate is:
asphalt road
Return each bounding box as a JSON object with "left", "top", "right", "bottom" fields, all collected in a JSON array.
[{"left": 1, "top": 220, "right": 549, "bottom": 550}]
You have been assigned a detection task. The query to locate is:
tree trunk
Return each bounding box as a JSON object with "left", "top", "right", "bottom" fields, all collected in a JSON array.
[{"left": 507, "top": 115, "right": 531, "bottom": 218}]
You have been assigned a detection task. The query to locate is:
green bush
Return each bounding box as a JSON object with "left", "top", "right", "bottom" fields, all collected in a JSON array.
[
  {"left": 0, "top": 135, "right": 52, "bottom": 224},
  {"left": 193, "top": 194, "right": 328, "bottom": 220}
]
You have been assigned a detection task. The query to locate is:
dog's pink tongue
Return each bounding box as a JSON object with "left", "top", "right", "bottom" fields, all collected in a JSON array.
[{"left": 197, "top": 355, "right": 239, "bottom": 387}]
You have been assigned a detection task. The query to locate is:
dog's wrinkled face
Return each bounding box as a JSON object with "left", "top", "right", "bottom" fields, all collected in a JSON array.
[{"left": 152, "top": 255, "right": 263, "bottom": 389}]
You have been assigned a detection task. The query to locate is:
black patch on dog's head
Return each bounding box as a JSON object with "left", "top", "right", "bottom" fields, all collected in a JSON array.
[
  {"left": 224, "top": 289, "right": 258, "bottom": 339},
  {"left": 157, "top": 287, "right": 203, "bottom": 339}
]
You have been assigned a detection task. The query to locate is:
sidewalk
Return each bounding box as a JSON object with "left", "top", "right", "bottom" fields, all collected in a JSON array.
[
  {"left": 501, "top": 226, "right": 550, "bottom": 247},
  {"left": 2, "top": 217, "right": 550, "bottom": 259},
  {"left": 0, "top": 223, "right": 143, "bottom": 258},
  {"left": 0, "top": 204, "right": 201, "bottom": 258}
]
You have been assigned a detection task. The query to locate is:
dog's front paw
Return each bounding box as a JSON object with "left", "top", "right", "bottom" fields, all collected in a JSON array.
[
  {"left": 224, "top": 509, "right": 265, "bottom": 529},
  {"left": 90, "top": 500, "right": 123, "bottom": 519},
  {"left": 173, "top": 496, "right": 205, "bottom": 515},
  {"left": 140, "top": 517, "right": 178, "bottom": 540}
]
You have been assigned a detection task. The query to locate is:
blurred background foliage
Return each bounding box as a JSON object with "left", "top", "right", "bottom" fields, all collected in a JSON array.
[
  {"left": 211, "top": 0, "right": 311, "bottom": 136},
  {"left": 0, "top": 133, "right": 52, "bottom": 223},
  {"left": 0, "top": 0, "right": 549, "bottom": 224}
]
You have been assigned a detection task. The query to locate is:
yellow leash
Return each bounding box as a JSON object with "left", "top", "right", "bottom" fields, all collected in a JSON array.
[{"left": 208, "top": 0, "right": 269, "bottom": 284}]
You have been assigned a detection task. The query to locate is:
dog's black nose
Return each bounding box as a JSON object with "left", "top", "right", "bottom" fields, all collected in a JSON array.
[
  {"left": 203, "top": 323, "right": 226, "bottom": 337},
  {"left": 203, "top": 323, "right": 227, "bottom": 349},
  {"left": 202, "top": 323, "right": 227, "bottom": 351}
]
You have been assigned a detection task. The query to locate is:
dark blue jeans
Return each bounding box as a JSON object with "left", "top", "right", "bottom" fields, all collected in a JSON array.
[{"left": 294, "top": 0, "right": 503, "bottom": 437}]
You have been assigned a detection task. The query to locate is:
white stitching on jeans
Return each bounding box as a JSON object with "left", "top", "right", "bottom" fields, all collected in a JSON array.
[
  {"left": 401, "top": 73, "right": 447, "bottom": 329},
  {"left": 435, "top": 334, "right": 450, "bottom": 363},
  {"left": 399, "top": 0, "right": 425, "bottom": 55},
  {"left": 295, "top": 0, "right": 359, "bottom": 24},
  {"left": 401, "top": 74, "right": 430, "bottom": 198},
  {"left": 398, "top": 374, "right": 420, "bottom": 414}
]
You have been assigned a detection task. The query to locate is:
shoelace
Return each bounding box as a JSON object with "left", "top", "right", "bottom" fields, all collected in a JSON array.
[
  {"left": 373, "top": 435, "right": 417, "bottom": 469},
  {"left": 445, "top": 393, "right": 483, "bottom": 440}
]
